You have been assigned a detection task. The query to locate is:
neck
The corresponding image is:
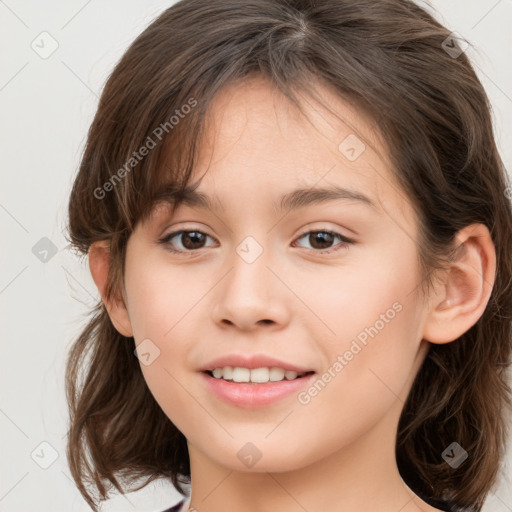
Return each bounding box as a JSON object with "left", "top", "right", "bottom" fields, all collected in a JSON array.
[{"left": 185, "top": 397, "right": 435, "bottom": 512}]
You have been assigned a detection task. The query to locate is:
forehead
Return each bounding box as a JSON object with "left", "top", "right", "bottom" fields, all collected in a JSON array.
[
  {"left": 146, "top": 76, "right": 414, "bottom": 227},
  {"left": 198, "top": 75, "right": 388, "bottom": 167}
]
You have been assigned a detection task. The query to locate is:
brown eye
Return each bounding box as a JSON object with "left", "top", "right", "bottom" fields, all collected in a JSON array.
[
  {"left": 307, "top": 231, "right": 334, "bottom": 250},
  {"left": 293, "top": 230, "right": 354, "bottom": 253},
  {"left": 159, "top": 230, "right": 216, "bottom": 253},
  {"left": 158, "top": 228, "right": 354, "bottom": 256},
  {"left": 178, "top": 231, "right": 207, "bottom": 250}
]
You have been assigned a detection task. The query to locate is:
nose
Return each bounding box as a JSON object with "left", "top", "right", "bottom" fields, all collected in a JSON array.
[{"left": 211, "top": 246, "right": 290, "bottom": 332}]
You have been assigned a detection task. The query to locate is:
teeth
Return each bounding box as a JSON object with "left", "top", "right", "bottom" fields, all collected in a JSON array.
[
  {"left": 210, "top": 366, "right": 305, "bottom": 383},
  {"left": 251, "top": 367, "right": 269, "bottom": 383},
  {"left": 269, "top": 367, "right": 284, "bottom": 381},
  {"left": 212, "top": 367, "right": 223, "bottom": 379},
  {"left": 232, "top": 367, "right": 250, "bottom": 382},
  {"left": 222, "top": 366, "right": 233, "bottom": 380}
]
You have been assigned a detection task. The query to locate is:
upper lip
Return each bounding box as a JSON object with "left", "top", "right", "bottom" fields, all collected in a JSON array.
[{"left": 200, "top": 354, "right": 314, "bottom": 373}]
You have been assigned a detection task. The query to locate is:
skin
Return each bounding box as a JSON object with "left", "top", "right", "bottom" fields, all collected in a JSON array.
[{"left": 89, "top": 76, "right": 496, "bottom": 512}]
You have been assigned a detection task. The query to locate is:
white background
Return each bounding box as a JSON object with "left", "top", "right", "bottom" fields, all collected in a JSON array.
[{"left": 1, "top": 1, "right": 511, "bottom": 511}]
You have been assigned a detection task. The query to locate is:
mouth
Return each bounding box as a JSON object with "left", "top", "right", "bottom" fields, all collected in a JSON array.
[
  {"left": 203, "top": 367, "right": 315, "bottom": 384},
  {"left": 201, "top": 367, "right": 317, "bottom": 408}
]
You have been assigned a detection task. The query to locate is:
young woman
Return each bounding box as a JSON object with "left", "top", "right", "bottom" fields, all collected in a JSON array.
[{"left": 65, "top": 1, "right": 512, "bottom": 511}]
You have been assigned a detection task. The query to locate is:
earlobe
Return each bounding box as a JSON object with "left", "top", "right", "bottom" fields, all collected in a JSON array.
[
  {"left": 422, "top": 223, "right": 496, "bottom": 345},
  {"left": 88, "top": 241, "right": 134, "bottom": 338}
]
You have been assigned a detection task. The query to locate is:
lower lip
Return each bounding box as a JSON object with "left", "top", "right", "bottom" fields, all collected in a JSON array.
[{"left": 201, "top": 371, "right": 316, "bottom": 408}]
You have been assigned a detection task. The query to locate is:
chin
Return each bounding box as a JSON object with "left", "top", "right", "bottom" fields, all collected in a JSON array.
[{"left": 201, "top": 439, "right": 318, "bottom": 473}]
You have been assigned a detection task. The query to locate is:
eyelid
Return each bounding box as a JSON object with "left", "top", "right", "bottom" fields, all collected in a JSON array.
[
  {"left": 158, "top": 225, "right": 356, "bottom": 256},
  {"left": 158, "top": 228, "right": 218, "bottom": 253},
  {"left": 292, "top": 229, "right": 356, "bottom": 253},
  {"left": 295, "top": 224, "right": 355, "bottom": 241}
]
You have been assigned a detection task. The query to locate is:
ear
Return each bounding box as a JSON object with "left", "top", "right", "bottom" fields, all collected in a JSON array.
[
  {"left": 88, "top": 241, "right": 134, "bottom": 337},
  {"left": 422, "top": 223, "right": 496, "bottom": 344}
]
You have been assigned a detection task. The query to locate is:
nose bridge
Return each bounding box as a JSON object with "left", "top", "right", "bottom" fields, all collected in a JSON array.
[
  {"left": 212, "top": 233, "right": 288, "bottom": 329},
  {"left": 228, "top": 234, "right": 273, "bottom": 307}
]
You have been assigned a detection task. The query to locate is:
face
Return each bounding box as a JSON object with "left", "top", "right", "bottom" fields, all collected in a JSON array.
[{"left": 120, "top": 77, "right": 432, "bottom": 472}]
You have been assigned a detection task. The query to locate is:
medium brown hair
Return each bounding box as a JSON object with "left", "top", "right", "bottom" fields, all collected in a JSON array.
[{"left": 65, "top": 1, "right": 512, "bottom": 510}]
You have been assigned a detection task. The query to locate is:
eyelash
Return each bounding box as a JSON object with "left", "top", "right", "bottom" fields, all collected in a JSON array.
[{"left": 157, "top": 228, "right": 355, "bottom": 256}]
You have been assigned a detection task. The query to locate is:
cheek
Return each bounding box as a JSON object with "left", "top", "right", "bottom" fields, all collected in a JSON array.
[
  {"left": 124, "top": 255, "right": 200, "bottom": 341},
  {"left": 288, "top": 301, "right": 423, "bottom": 466},
  {"left": 124, "top": 256, "right": 210, "bottom": 429},
  {"left": 293, "top": 244, "right": 423, "bottom": 424},
  {"left": 293, "top": 237, "right": 421, "bottom": 356}
]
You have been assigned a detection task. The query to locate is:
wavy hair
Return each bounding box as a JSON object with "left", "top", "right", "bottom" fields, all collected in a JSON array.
[{"left": 65, "top": 1, "right": 512, "bottom": 510}]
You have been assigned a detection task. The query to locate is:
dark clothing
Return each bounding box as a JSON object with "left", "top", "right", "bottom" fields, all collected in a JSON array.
[
  {"left": 162, "top": 497, "right": 458, "bottom": 511},
  {"left": 162, "top": 499, "right": 186, "bottom": 512}
]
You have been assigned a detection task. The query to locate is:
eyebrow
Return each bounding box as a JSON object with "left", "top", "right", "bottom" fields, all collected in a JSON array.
[
  {"left": 276, "top": 185, "right": 377, "bottom": 212},
  {"left": 153, "top": 183, "right": 377, "bottom": 214}
]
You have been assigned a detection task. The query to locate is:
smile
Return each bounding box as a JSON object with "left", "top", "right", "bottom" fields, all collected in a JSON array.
[
  {"left": 201, "top": 369, "right": 316, "bottom": 408},
  {"left": 207, "top": 366, "right": 312, "bottom": 383}
]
